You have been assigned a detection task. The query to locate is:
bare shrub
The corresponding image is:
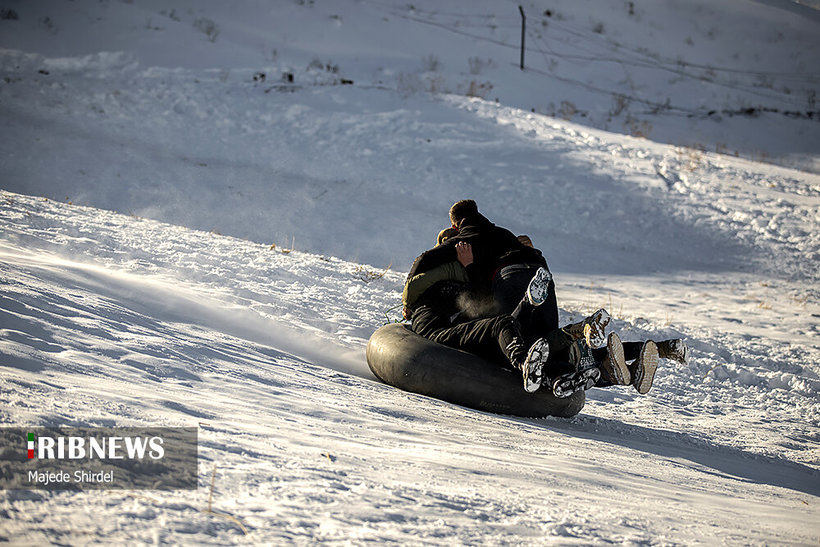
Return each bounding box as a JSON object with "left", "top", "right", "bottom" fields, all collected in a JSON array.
[
  {"left": 625, "top": 115, "right": 652, "bottom": 138},
  {"left": 422, "top": 54, "right": 441, "bottom": 72},
  {"left": 466, "top": 80, "right": 493, "bottom": 99},
  {"left": 193, "top": 17, "right": 219, "bottom": 42},
  {"left": 558, "top": 100, "right": 577, "bottom": 120},
  {"left": 468, "top": 57, "right": 493, "bottom": 75},
  {"left": 610, "top": 94, "right": 630, "bottom": 117}
]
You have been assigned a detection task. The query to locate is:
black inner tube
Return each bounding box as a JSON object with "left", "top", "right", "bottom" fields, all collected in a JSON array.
[{"left": 366, "top": 323, "right": 585, "bottom": 418}]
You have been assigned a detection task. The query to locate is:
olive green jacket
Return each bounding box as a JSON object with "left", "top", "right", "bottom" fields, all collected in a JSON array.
[{"left": 402, "top": 261, "right": 469, "bottom": 311}]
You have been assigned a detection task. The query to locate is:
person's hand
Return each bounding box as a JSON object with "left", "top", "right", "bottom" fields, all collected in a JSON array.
[{"left": 455, "top": 241, "right": 473, "bottom": 267}]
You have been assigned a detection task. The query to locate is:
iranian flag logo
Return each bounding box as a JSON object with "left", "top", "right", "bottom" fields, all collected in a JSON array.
[{"left": 28, "top": 433, "right": 34, "bottom": 459}]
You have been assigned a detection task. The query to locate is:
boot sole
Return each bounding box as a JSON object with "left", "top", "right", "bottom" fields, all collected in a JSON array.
[
  {"left": 527, "top": 267, "right": 552, "bottom": 306},
  {"left": 585, "top": 308, "right": 611, "bottom": 348},
  {"left": 602, "top": 332, "right": 630, "bottom": 385},
  {"left": 634, "top": 340, "right": 659, "bottom": 395},
  {"left": 523, "top": 338, "right": 549, "bottom": 393},
  {"left": 552, "top": 366, "right": 601, "bottom": 398}
]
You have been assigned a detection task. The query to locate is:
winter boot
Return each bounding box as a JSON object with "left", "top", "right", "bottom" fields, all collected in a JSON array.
[
  {"left": 551, "top": 338, "right": 602, "bottom": 398},
  {"left": 551, "top": 366, "right": 601, "bottom": 398},
  {"left": 629, "top": 340, "right": 659, "bottom": 395},
  {"left": 562, "top": 308, "right": 611, "bottom": 348},
  {"left": 526, "top": 267, "right": 553, "bottom": 306},
  {"left": 657, "top": 339, "right": 688, "bottom": 365},
  {"left": 568, "top": 337, "right": 597, "bottom": 373},
  {"left": 521, "top": 338, "right": 550, "bottom": 393},
  {"left": 599, "top": 332, "right": 630, "bottom": 385}
]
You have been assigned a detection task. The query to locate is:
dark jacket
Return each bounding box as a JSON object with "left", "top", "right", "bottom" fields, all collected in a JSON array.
[{"left": 407, "top": 212, "right": 547, "bottom": 293}]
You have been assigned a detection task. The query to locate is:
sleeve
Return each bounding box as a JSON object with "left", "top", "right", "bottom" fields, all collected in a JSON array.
[
  {"left": 406, "top": 243, "right": 457, "bottom": 280},
  {"left": 402, "top": 261, "right": 469, "bottom": 310}
]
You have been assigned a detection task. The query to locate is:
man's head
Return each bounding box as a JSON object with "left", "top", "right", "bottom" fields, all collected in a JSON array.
[{"left": 449, "top": 199, "right": 478, "bottom": 228}]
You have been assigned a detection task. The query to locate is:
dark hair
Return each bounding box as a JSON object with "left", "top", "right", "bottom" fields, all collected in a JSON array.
[
  {"left": 449, "top": 199, "right": 478, "bottom": 226},
  {"left": 436, "top": 227, "right": 459, "bottom": 246}
]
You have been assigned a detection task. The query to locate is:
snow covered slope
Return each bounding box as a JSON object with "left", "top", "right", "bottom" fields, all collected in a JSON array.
[
  {"left": 2, "top": 190, "right": 818, "bottom": 544},
  {"left": 1, "top": 0, "right": 819, "bottom": 544},
  {"left": 2, "top": 0, "right": 818, "bottom": 173},
  {"left": 1, "top": 0, "right": 818, "bottom": 271}
]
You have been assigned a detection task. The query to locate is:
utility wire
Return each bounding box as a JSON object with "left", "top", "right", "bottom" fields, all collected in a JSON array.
[{"left": 361, "top": 0, "right": 817, "bottom": 114}]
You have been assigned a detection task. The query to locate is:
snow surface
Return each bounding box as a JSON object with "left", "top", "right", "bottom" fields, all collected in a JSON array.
[{"left": 1, "top": 0, "right": 819, "bottom": 544}]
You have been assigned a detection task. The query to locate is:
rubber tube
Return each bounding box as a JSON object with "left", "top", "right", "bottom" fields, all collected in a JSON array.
[{"left": 366, "top": 323, "right": 584, "bottom": 418}]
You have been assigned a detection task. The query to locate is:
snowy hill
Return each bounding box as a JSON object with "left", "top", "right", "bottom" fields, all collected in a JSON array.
[{"left": 1, "top": 0, "right": 819, "bottom": 544}]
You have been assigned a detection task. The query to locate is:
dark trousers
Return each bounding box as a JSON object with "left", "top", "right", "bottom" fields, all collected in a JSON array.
[
  {"left": 411, "top": 305, "right": 522, "bottom": 370},
  {"left": 592, "top": 342, "right": 645, "bottom": 387},
  {"left": 592, "top": 342, "right": 644, "bottom": 362},
  {"left": 492, "top": 263, "right": 576, "bottom": 380},
  {"left": 492, "top": 263, "right": 559, "bottom": 342}
]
